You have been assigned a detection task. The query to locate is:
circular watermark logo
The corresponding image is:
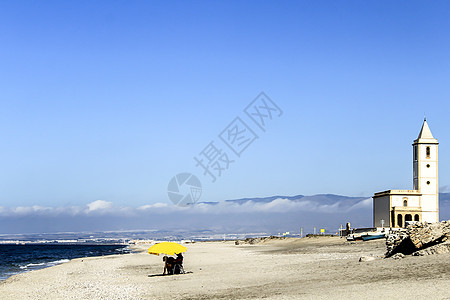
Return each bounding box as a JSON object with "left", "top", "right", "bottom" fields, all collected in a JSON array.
[{"left": 167, "top": 173, "right": 202, "bottom": 206}]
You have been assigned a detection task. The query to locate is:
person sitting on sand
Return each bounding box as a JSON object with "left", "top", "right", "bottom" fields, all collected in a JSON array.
[
  {"left": 163, "top": 256, "right": 175, "bottom": 275},
  {"left": 173, "top": 253, "right": 184, "bottom": 274}
]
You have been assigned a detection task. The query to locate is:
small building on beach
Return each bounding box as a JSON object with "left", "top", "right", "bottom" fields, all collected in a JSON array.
[{"left": 373, "top": 120, "right": 439, "bottom": 228}]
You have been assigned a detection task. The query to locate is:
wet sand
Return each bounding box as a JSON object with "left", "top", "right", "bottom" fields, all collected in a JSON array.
[{"left": 1, "top": 237, "right": 449, "bottom": 299}]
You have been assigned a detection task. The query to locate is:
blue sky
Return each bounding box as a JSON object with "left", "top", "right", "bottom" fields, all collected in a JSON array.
[{"left": 1, "top": 1, "right": 450, "bottom": 212}]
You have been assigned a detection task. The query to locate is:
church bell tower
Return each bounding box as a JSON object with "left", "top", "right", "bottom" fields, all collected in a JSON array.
[{"left": 413, "top": 119, "right": 439, "bottom": 223}]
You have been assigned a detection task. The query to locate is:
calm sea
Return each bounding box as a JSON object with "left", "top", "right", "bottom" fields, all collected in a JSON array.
[{"left": 0, "top": 244, "right": 129, "bottom": 281}]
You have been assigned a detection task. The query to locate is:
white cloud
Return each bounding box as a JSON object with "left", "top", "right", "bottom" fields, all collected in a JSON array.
[
  {"left": 1, "top": 196, "right": 445, "bottom": 235},
  {"left": 0, "top": 197, "right": 373, "bottom": 218},
  {"left": 138, "top": 203, "right": 169, "bottom": 210},
  {"left": 440, "top": 185, "right": 450, "bottom": 193},
  {"left": 86, "top": 200, "right": 113, "bottom": 212},
  {"left": 347, "top": 198, "right": 372, "bottom": 210},
  {"left": 54, "top": 206, "right": 85, "bottom": 216},
  {"left": 0, "top": 201, "right": 117, "bottom": 217},
  {"left": 0, "top": 197, "right": 381, "bottom": 234},
  {"left": 12, "top": 205, "right": 53, "bottom": 215},
  {"left": 201, "top": 197, "right": 373, "bottom": 214}
]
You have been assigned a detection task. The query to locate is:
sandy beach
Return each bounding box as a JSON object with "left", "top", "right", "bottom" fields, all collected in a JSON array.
[{"left": 1, "top": 237, "right": 449, "bottom": 299}]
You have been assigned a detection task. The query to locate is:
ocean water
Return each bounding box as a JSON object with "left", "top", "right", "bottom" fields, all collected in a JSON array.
[{"left": 0, "top": 244, "right": 129, "bottom": 281}]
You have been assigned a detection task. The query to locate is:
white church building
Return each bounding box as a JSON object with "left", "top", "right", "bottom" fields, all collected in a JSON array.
[{"left": 373, "top": 119, "right": 439, "bottom": 228}]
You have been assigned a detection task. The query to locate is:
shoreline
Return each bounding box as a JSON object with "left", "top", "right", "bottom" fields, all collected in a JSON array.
[
  {"left": 1, "top": 237, "right": 449, "bottom": 299},
  {"left": 0, "top": 244, "right": 130, "bottom": 283}
]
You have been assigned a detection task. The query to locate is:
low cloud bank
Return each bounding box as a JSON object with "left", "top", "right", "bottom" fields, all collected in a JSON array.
[
  {"left": 0, "top": 197, "right": 371, "bottom": 217},
  {"left": 1, "top": 195, "right": 448, "bottom": 235},
  {"left": 0, "top": 197, "right": 376, "bottom": 234}
]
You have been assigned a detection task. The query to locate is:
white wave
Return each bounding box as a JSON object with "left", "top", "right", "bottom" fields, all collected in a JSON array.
[
  {"left": 47, "top": 259, "right": 70, "bottom": 266},
  {"left": 19, "top": 259, "right": 70, "bottom": 270}
]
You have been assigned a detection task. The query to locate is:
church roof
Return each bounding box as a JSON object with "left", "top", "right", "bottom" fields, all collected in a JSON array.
[
  {"left": 418, "top": 119, "right": 434, "bottom": 139},
  {"left": 373, "top": 189, "right": 421, "bottom": 197},
  {"left": 414, "top": 119, "right": 438, "bottom": 144}
]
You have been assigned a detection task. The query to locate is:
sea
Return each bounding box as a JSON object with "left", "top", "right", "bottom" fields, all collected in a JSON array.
[{"left": 0, "top": 244, "right": 130, "bottom": 282}]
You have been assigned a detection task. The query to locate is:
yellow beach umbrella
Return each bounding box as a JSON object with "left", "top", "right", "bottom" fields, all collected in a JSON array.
[{"left": 148, "top": 242, "right": 187, "bottom": 256}]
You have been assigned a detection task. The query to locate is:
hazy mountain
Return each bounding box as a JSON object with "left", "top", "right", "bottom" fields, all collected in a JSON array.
[
  {"left": 222, "top": 194, "right": 368, "bottom": 207},
  {"left": 0, "top": 193, "right": 448, "bottom": 236},
  {"left": 439, "top": 193, "right": 450, "bottom": 204}
]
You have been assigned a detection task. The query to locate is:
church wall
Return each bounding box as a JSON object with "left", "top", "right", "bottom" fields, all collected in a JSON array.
[
  {"left": 420, "top": 161, "right": 436, "bottom": 178},
  {"left": 391, "top": 195, "right": 420, "bottom": 207},
  {"left": 421, "top": 180, "right": 437, "bottom": 195},
  {"left": 421, "top": 194, "right": 438, "bottom": 215},
  {"left": 422, "top": 211, "right": 438, "bottom": 223},
  {"left": 416, "top": 142, "right": 438, "bottom": 219},
  {"left": 414, "top": 143, "right": 438, "bottom": 193},
  {"left": 373, "top": 195, "right": 390, "bottom": 227}
]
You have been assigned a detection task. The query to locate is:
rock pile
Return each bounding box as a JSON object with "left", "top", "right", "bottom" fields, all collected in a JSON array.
[
  {"left": 235, "top": 236, "right": 286, "bottom": 245},
  {"left": 386, "top": 220, "right": 450, "bottom": 258}
]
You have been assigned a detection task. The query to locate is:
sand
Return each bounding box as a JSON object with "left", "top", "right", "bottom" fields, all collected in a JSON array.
[{"left": 1, "top": 237, "right": 450, "bottom": 299}]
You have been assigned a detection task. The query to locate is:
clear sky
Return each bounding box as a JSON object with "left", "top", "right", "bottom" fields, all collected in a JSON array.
[{"left": 1, "top": 1, "right": 450, "bottom": 209}]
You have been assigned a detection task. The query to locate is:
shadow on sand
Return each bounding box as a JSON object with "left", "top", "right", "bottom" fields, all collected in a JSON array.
[{"left": 148, "top": 271, "right": 193, "bottom": 278}]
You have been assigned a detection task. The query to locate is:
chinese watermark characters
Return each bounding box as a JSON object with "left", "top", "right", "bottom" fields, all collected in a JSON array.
[{"left": 168, "top": 92, "right": 282, "bottom": 206}]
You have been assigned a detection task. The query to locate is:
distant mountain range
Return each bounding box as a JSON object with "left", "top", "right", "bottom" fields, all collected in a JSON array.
[
  {"left": 203, "top": 192, "right": 450, "bottom": 207},
  {"left": 226, "top": 194, "right": 368, "bottom": 206},
  {"left": 200, "top": 192, "right": 450, "bottom": 222},
  {"left": 0, "top": 193, "right": 448, "bottom": 237}
]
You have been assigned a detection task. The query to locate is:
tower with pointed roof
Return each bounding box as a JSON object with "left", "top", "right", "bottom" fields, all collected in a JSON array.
[
  {"left": 373, "top": 120, "right": 439, "bottom": 228},
  {"left": 413, "top": 119, "right": 439, "bottom": 223}
]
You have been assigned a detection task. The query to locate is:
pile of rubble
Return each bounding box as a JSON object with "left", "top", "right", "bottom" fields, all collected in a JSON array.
[
  {"left": 235, "top": 236, "right": 286, "bottom": 245},
  {"left": 386, "top": 220, "right": 450, "bottom": 258}
]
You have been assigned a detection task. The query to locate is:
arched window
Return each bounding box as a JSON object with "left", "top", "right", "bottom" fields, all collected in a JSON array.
[
  {"left": 405, "top": 214, "right": 412, "bottom": 222},
  {"left": 414, "top": 214, "right": 420, "bottom": 221},
  {"left": 397, "top": 214, "right": 403, "bottom": 228},
  {"left": 426, "top": 146, "right": 431, "bottom": 158},
  {"left": 403, "top": 200, "right": 408, "bottom": 207}
]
